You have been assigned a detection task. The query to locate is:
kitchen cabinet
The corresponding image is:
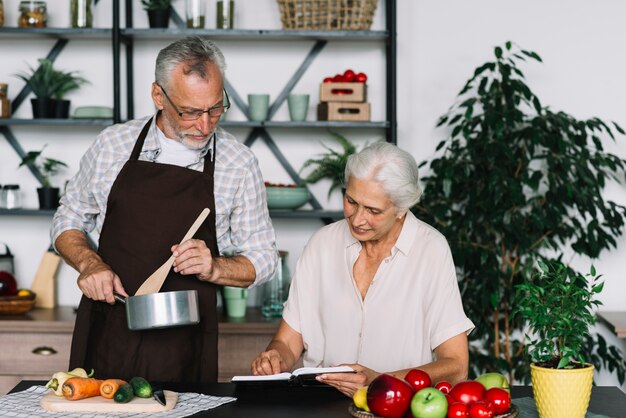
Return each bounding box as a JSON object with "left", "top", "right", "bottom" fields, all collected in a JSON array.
[{"left": 0, "top": 307, "right": 281, "bottom": 395}]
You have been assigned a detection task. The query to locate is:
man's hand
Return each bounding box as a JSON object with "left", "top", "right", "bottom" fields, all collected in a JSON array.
[
  {"left": 316, "top": 363, "right": 379, "bottom": 397},
  {"left": 172, "top": 239, "right": 217, "bottom": 281},
  {"left": 77, "top": 260, "right": 127, "bottom": 304},
  {"left": 251, "top": 349, "right": 286, "bottom": 375}
]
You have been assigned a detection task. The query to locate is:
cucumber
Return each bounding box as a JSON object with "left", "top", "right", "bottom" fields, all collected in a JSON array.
[
  {"left": 129, "top": 376, "right": 153, "bottom": 398},
  {"left": 113, "top": 383, "right": 134, "bottom": 403}
]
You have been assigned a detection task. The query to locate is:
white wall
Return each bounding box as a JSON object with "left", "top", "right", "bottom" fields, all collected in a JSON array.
[{"left": 0, "top": 0, "right": 624, "bottom": 388}]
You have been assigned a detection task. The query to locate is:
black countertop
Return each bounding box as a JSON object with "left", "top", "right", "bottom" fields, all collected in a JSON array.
[{"left": 10, "top": 381, "right": 626, "bottom": 417}]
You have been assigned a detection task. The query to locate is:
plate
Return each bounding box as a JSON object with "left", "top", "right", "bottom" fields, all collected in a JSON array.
[{"left": 348, "top": 403, "right": 519, "bottom": 418}]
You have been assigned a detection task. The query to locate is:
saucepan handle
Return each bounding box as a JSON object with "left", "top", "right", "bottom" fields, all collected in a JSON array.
[{"left": 113, "top": 293, "right": 126, "bottom": 304}]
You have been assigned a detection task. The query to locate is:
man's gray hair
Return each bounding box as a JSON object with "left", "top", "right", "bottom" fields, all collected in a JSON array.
[
  {"left": 155, "top": 36, "right": 226, "bottom": 88},
  {"left": 345, "top": 141, "right": 423, "bottom": 211}
]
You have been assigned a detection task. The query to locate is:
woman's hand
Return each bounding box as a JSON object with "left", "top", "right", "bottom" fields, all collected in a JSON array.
[
  {"left": 316, "top": 363, "right": 380, "bottom": 397},
  {"left": 251, "top": 349, "right": 286, "bottom": 375}
]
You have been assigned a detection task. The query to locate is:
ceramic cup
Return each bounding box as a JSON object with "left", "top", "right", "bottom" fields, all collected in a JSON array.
[
  {"left": 248, "top": 94, "right": 270, "bottom": 121},
  {"left": 223, "top": 286, "right": 248, "bottom": 318},
  {"left": 287, "top": 93, "right": 309, "bottom": 121}
]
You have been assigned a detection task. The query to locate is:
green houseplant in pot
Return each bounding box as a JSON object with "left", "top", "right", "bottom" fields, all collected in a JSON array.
[
  {"left": 300, "top": 131, "right": 359, "bottom": 199},
  {"left": 14, "top": 59, "right": 88, "bottom": 119},
  {"left": 19, "top": 146, "right": 68, "bottom": 209},
  {"left": 414, "top": 41, "right": 626, "bottom": 384},
  {"left": 141, "top": 0, "right": 173, "bottom": 28},
  {"left": 515, "top": 260, "right": 602, "bottom": 418}
]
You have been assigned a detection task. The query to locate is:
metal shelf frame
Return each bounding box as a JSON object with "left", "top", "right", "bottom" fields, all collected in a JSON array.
[{"left": 120, "top": 0, "right": 397, "bottom": 223}]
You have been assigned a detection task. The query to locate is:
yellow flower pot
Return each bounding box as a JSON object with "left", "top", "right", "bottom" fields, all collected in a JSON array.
[{"left": 530, "top": 363, "right": 594, "bottom": 418}]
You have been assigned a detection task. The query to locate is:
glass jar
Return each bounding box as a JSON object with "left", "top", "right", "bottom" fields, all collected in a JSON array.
[
  {"left": 0, "top": 83, "right": 10, "bottom": 118},
  {"left": 261, "top": 250, "right": 291, "bottom": 318},
  {"left": 3, "top": 185, "right": 22, "bottom": 209},
  {"left": 18, "top": 1, "right": 47, "bottom": 28},
  {"left": 216, "top": 0, "right": 234, "bottom": 29},
  {"left": 186, "top": 0, "right": 205, "bottom": 29},
  {"left": 70, "top": 0, "right": 92, "bottom": 28},
  {"left": 0, "top": 0, "right": 5, "bottom": 28}
]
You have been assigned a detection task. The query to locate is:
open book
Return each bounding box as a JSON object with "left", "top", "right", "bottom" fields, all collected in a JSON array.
[{"left": 231, "top": 365, "right": 356, "bottom": 387}]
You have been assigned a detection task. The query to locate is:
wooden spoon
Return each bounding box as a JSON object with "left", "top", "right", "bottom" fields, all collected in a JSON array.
[{"left": 134, "top": 208, "right": 211, "bottom": 296}]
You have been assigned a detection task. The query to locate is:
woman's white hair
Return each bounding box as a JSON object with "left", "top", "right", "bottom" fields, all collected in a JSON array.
[{"left": 345, "top": 141, "right": 423, "bottom": 211}]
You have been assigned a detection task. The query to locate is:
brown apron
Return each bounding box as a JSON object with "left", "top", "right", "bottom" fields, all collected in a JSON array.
[{"left": 69, "top": 118, "right": 219, "bottom": 383}]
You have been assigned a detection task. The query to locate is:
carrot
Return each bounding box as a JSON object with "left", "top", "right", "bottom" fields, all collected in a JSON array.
[
  {"left": 99, "top": 379, "right": 127, "bottom": 399},
  {"left": 62, "top": 377, "right": 104, "bottom": 401}
]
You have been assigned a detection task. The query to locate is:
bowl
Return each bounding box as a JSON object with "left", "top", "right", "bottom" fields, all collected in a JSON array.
[
  {"left": 265, "top": 185, "right": 310, "bottom": 210},
  {"left": 0, "top": 291, "right": 37, "bottom": 315},
  {"left": 72, "top": 106, "right": 114, "bottom": 119}
]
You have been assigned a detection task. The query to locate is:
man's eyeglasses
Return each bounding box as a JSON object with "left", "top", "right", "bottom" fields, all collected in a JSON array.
[{"left": 158, "top": 84, "right": 230, "bottom": 121}]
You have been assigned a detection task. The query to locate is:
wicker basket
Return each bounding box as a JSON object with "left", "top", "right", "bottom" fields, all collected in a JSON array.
[
  {"left": 276, "top": 0, "right": 378, "bottom": 30},
  {"left": 0, "top": 294, "right": 36, "bottom": 315}
]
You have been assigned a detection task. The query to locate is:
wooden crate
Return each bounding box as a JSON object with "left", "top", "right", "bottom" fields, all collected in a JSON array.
[
  {"left": 317, "top": 102, "right": 370, "bottom": 121},
  {"left": 319, "top": 82, "right": 367, "bottom": 102}
]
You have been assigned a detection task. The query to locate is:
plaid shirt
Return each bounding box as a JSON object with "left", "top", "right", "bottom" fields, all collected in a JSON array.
[{"left": 51, "top": 114, "right": 278, "bottom": 287}]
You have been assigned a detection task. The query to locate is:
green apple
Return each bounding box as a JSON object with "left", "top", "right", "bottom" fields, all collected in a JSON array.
[
  {"left": 475, "top": 372, "right": 510, "bottom": 393},
  {"left": 410, "top": 387, "right": 447, "bottom": 418}
]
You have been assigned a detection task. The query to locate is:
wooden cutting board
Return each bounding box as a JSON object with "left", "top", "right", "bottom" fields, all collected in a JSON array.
[{"left": 40, "top": 390, "right": 177, "bottom": 413}]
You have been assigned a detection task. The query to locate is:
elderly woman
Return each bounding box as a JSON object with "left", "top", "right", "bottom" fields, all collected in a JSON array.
[{"left": 251, "top": 142, "right": 474, "bottom": 397}]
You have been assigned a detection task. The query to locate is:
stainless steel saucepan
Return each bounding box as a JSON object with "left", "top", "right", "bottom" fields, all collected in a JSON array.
[{"left": 114, "top": 290, "right": 200, "bottom": 331}]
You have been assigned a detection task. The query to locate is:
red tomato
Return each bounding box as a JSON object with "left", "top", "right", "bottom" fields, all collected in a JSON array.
[
  {"left": 355, "top": 72, "right": 368, "bottom": 83},
  {"left": 447, "top": 402, "right": 469, "bottom": 418},
  {"left": 445, "top": 394, "right": 455, "bottom": 406},
  {"left": 404, "top": 369, "right": 432, "bottom": 392},
  {"left": 332, "top": 73, "right": 345, "bottom": 82},
  {"left": 435, "top": 381, "right": 453, "bottom": 394},
  {"left": 468, "top": 401, "right": 494, "bottom": 418},
  {"left": 449, "top": 381, "right": 486, "bottom": 405},
  {"left": 323, "top": 77, "right": 334, "bottom": 83},
  {"left": 484, "top": 388, "right": 511, "bottom": 415},
  {"left": 343, "top": 69, "right": 356, "bottom": 82}
]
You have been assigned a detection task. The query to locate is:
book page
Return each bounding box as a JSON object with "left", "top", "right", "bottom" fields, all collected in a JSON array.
[
  {"left": 292, "top": 365, "right": 355, "bottom": 376},
  {"left": 231, "top": 372, "right": 291, "bottom": 382}
]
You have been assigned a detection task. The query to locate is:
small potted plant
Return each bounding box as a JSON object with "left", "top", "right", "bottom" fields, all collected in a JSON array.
[
  {"left": 18, "top": 146, "right": 68, "bottom": 210},
  {"left": 514, "top": 260, "right": 603, "bottom": 418},
  {"left": 14, "top": 59, "right": 88, "bottom": 119},
  {"left": 300, "top": 131, "right": 359, "bottom": 199},
  {"left": 141, "top": 0, "right": 173, "bottom": 28}
]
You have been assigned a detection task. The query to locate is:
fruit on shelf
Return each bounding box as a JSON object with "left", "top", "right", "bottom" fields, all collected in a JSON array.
[
  {"left": 367, "top": 374, "right": 414, "bottom": 418},
  {"left": 0, "top": 271, "right": 18, "bottom": 296},
  {"left": 321, "top": 69, "right": 368, "bottom": 83},
  {"left": 410, "top": 387, "right": 448, "bottom": 418}
]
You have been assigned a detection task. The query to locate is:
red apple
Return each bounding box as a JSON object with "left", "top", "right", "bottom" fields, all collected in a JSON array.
[
  {"left": 447, "top": 402, "right": 469, "bottom": 417},
  {"left": 468, "top": 400, "right": 494, "bottom": 418},
  {"left": 484, "top": 387, "right": 511, "bottom": 415},
  {"left": 366, "top": 374, "right": 414, "bottom": 418},
  {"left": 0, "top": 271, "right": 18, "bottom": 296},
  {"left": 449, "top": 381, "right": 486, "bottom": 405},
  {"left": 435, "top": 381, "right": 453, "bottom": 394},
  {"left": 405, "top": 369, "right": 432, "bottom": 392}
]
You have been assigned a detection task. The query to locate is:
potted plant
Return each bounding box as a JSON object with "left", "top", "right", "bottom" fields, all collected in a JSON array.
[
  {"left": 414, "top": 41, "right": 626, "bottom": 384},
  {"left": 50, "top": 66, "right": 89, "bottom": 118},
  {"left": 18, "top": 146, "right": 68, "bottom": 209},
  {"left": 514, "top": 260, "right": 602, "bottom": 418},
  {"left": 14, "top": 59, "right": 88, "bottom": 119},
  {"left": 141, "top": 0, "right": 173, "bottom": 28},
  {"left": 300, "top": 131, "right": 359, "bottom": 198}
]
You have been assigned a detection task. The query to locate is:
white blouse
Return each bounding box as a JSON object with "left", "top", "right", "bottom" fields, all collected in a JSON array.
[{"left": 282, "top": 211, "right": 475, "bottom": 372}]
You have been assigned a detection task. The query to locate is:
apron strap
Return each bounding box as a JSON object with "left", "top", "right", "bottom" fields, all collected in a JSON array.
[{"left": 129, "top": 117, "right": 154, "bottom": 161}]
